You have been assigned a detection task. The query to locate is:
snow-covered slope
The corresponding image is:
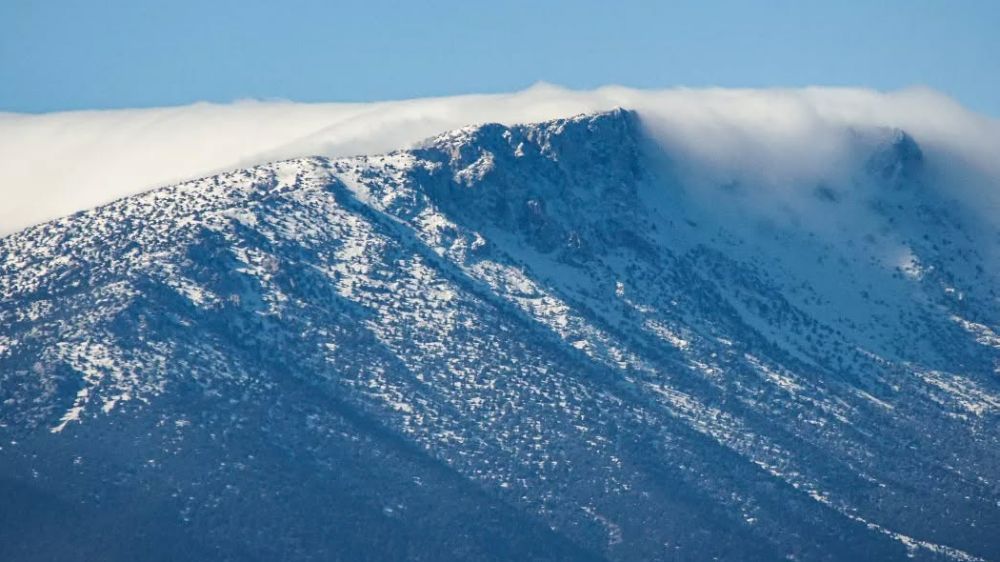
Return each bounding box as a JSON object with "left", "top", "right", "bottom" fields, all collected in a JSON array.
[{"left": 1, "top": 110, "right": 998, "bottom": 561}]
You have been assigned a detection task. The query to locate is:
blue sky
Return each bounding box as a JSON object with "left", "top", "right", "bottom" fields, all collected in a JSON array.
[{"left": 2, "top": 0, "right": 998, "bottom": 115}]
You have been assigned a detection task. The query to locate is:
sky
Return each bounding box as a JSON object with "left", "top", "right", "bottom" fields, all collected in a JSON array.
[
  {"left": 2, "top": 1, "right": 999, "bottom": 238},
  {"left": 2, "top": 0, "right": 999, "bottom": 116}
]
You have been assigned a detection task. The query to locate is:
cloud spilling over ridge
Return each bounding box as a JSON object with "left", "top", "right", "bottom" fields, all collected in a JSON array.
[{"left": 1, "top": 83, "right": 999, "bottom": 236}]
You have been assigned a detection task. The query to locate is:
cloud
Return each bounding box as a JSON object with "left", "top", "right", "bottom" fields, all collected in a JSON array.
[{"left": 1, "top": 83, "right": 998, "bottom": 236}]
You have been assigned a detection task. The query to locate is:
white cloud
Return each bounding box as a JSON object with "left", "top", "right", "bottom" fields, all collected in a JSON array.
[{"left": 1, "top": 83, "right": 998, "bottom": 236}]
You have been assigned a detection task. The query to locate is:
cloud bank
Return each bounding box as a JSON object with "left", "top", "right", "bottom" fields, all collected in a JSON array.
[{"left": 1, "top": 83, "right": 998, "bottom": 236}]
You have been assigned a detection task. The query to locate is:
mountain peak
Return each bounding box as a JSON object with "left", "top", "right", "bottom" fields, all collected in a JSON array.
[
  {"left": 413, "top": 109, "right": 643, "bottom": 193},
  {"left": 404, "top": 110, "right": 645, "bottom": 254},
  {"left": 865, "top": 128, "right": 924, "bottom": 187},
  {"left": 416, "top": 108, "right": 642, "bottom": 172}
]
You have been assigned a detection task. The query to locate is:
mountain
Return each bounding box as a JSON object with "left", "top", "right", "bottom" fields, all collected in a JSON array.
[{"left": 1, "top": 109, "right": 998, "bottom": 561}]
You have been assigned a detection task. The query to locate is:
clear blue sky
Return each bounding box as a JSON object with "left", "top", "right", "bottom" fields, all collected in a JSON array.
[{"left": 2, "top": 0, "right": 998, "bottom": 115}]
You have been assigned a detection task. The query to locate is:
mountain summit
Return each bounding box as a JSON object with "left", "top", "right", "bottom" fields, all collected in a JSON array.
[{"left": 1, "top": 110, "right": 998, "bottom": 561}]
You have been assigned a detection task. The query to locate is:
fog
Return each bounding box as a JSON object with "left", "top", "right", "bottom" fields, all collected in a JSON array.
[{"left": 2, "top": 83, "right": 998, "bottom": 236}]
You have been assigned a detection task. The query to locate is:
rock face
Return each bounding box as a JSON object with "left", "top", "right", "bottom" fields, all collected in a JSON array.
[{"left": 1, "top": 110, "right": 998, "bottom": 561}]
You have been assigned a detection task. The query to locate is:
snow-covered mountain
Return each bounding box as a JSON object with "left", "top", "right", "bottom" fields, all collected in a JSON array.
[{"left": 1, "top": 109, "right": 998, "bottom": 561}]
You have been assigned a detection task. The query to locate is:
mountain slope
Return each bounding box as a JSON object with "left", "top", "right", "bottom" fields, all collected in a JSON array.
[{"left": 1, "top": 110, "right": 998, "bottom": 561}]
